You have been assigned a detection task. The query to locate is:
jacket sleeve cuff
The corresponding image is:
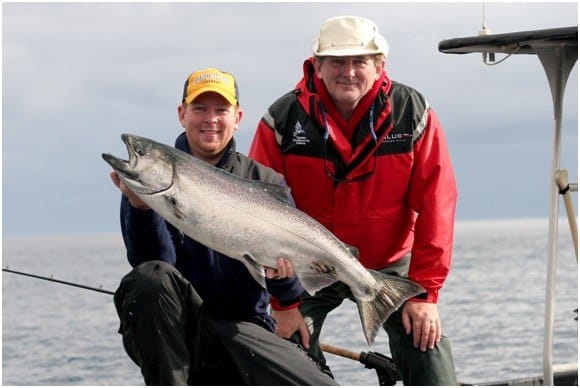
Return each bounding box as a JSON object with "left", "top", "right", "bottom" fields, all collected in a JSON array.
[
  {"left": 270, "top": 296, "right": 301, "bottom": 311},
  {"left": 266, "top": 274, "right": 304, "bottom": 302},
  {"left": 408, "top": 289, "right": 437, "bottom": 303}
]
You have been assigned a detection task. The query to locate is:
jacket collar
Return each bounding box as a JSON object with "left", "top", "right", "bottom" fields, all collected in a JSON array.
[{"left": 296, "top": 58, "right": 392, "bottom": 163}]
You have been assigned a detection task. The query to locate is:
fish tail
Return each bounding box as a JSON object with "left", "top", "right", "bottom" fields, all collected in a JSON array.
[{"left": 356, "top": 271, "right": 425, "bottom": 345}]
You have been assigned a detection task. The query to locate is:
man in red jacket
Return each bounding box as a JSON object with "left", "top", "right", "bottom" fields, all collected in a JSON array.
[{"left": 249, "top": 15, "right": 458, "bottom": 385}]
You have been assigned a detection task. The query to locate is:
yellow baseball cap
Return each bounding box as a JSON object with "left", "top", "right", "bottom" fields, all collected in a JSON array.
[
  {"left": 182, "top": 68, "right": 239, "bottom": 106},
  {"left": 312, "top": 15, "right": 389, "bottom": 58}
]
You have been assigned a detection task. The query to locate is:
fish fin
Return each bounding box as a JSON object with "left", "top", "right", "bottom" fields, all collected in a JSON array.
[
  {"left": 345, "top": 244, "right": 360, "bottom": 258},
  {"left": 356, "top": 270, "right": 425, "bottom": 346},
  {"left": 265, "top": 183, "right": 292, "bottom": 204},
  {"left": 241, "top": 253, "right": 267, "bottom": 289},
  {"left": 250, "top": 180, "right": 292, "bottom": 204},
  {"left": 212, "top": 164, "right": 291, "bottom": 204},
  {"left": 297, "top": 273, "right": 338, "bottom": 296},
  {"left": 294, "top": 261, "right": 339, "bottom": 296}
]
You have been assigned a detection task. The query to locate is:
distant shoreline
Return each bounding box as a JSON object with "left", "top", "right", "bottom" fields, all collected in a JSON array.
[{"left": 2, "top": 216, "right": 566, "bottom": 239}]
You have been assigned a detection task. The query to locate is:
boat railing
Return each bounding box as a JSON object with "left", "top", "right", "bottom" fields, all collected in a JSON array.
[{"left": 438, "top": 26, "right": 578, "bottom": 386}]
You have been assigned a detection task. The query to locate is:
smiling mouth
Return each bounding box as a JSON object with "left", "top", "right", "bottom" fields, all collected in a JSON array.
[
  {"left": 338, "top": 81, "right": 358, "bottom": 87},
  {"left": 200, "top": 129, "right": 222, "bottom": 138}
]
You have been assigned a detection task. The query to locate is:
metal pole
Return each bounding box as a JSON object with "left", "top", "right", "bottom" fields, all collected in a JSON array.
[
  {"left": 555, "top": 170, "right": 578, "bottom": 260},
  {"left": 531, "top": 41, "right": 577, "bottom": 386}
]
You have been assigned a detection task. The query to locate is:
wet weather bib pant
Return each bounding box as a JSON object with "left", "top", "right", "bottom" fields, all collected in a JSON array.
[
  {"left": 114, "top": 260, "right": 337, "bottom": 386},
  {"left": 300, "top": 257, "right": 458, "bottom": 386}
]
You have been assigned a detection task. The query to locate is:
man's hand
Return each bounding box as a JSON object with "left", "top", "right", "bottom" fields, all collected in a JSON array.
[
  {"left": 109, "top": 171, "right": 149, "bottom": 210},
  {"left": 271, "top": 307, "right": 310, "bottom": 349},
  {"left": 264, "top": 258, "right": 310, "bottom": 348},
  {"left": 264, "top": 258, "right": 294, "bottom": 279},
  {"left": 402, "top": 300, "right": 442, "bottom": 352}
]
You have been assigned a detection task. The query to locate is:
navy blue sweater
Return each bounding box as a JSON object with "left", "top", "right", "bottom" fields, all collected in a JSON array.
[{"left": 119, "top": 133, "right": 304, "bottom": 331}]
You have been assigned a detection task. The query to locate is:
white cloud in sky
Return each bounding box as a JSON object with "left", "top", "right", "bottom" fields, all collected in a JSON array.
[{"left": 2, "top": 2, "right": 578, "bottom": 234}]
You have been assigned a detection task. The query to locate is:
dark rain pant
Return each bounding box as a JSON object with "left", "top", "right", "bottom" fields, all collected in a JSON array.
[
  {"left": 300, "top": 257, "right": 458, "bottom": 386},
  {"left": 113, "top": 260, "right": 338, "bottom": 386}
]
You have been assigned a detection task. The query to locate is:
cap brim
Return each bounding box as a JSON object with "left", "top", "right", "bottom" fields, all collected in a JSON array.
[{"left": 185, "top": 87, "right": 237, "bottom": 106}]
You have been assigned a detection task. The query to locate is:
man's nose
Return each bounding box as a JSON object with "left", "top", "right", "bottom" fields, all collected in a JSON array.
[
  {"left": 342, "top": 60, "right": 356, "bottom": 76},
  {"left": 203, "top": 110, "right": 219, "bottom": 123}
]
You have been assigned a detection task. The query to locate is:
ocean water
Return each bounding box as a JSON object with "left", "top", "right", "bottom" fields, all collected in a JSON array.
[{"left": 2, "top": 218, "right": 577, "bottom": 385}]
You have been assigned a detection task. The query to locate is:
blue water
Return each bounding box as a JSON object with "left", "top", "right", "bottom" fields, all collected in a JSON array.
[{"left": 2, "top": 218, "right": 577, "bottom": 385}]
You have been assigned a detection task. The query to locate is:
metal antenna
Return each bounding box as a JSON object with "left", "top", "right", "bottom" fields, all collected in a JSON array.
[{"left": 478, "top": 2, "right": 495, "bottom": 63}]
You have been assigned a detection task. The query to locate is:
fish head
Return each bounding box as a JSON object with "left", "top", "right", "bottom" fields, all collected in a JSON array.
[{"left": 102, "top": 133, "right": 175, "bottom": 196}]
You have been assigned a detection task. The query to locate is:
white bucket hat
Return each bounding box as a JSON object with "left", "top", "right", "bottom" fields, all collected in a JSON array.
[{"left": 312, "top": 15, "right": 389, "bottom": 57}]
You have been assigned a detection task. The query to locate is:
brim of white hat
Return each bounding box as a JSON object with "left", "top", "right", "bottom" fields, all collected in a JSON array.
[{"left": 314, "top": 47, "right": 385, "bottom": 57}]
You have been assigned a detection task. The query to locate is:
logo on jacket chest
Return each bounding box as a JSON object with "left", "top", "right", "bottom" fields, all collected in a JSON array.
[
  {"left": 291, "top": 121, "right": 310, "bottom": 145},
  {"left": 382, "top": 132, "right": 412, "bottom": 143}
]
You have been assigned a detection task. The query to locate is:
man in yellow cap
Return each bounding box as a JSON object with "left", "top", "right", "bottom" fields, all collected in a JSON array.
[
  {"left": 108, "top": 68, "right": 336, "bottom": 385},
  {"left": 250, "top": 16, "right": 458, "bottom": 385}
]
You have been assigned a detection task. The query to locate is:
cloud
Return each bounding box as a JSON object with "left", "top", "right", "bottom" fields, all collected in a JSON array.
[{"left": 3, "top": 2, "right": 577, "bottom": 235}]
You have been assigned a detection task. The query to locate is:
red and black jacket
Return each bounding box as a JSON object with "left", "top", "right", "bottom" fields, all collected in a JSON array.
[{"left": 249, "top": 58, "right": 457, "bottom": 303}]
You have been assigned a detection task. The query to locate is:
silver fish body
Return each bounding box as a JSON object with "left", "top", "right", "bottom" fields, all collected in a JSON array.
[{"left": 103, "top": 134, "right": 425, "bottom": 345}]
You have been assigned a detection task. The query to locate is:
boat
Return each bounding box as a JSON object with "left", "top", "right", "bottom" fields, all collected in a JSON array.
[
  {"left": 436, "top": 25, "right": 578, "bottom": 386},
  {"left": 3, "top": 24, "right": 577, "bottom": 388}
]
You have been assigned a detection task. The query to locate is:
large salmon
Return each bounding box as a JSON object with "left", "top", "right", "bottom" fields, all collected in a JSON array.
[{"left": 102, "top": 134, "right": 425, "bottom": 345}]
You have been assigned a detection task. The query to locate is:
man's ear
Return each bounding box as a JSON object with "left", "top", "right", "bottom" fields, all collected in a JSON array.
[
  {"left": 177, "top": 103, "right": 187, "bottom": 126},
  {"left": 235, "top": 107, "right": 244, "bottom": 130}
]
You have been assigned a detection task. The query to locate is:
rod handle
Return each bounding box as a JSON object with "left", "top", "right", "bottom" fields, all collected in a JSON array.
[{"left": 320, "top": 343, "right": 361, "bottom": 361}]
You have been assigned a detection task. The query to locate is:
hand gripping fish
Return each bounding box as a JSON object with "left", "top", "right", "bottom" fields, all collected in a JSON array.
[{"left": 102, "top": 134, "right": 425, "bottom": 345}]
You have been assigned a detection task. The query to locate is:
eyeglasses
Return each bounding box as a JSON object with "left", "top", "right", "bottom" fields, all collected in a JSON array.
[
  {"left": 320, "top": 104, "right": 378, "bottom": 183},
  {"left": 325, "top": 56, "right": 374, "bottom": 70}
]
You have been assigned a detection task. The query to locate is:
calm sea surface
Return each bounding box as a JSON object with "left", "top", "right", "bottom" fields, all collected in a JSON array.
[{"left": 2, "top": 218, "right": 577, "bottom": 385}]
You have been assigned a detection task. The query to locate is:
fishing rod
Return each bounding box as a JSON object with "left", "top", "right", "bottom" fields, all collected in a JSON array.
[
  {"left": 320, "top": 343, "right": 401, "bottom": 385},
  {"left": 3, "top": 266, "right": 403, "bottom": 385},
  {"left": 2, "top": 267, "right": 115, "bottom": 295}
]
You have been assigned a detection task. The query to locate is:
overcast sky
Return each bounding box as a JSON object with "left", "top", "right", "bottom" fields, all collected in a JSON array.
[{"left": 3, "top": 2, "right": 578, "bottom": 236}]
